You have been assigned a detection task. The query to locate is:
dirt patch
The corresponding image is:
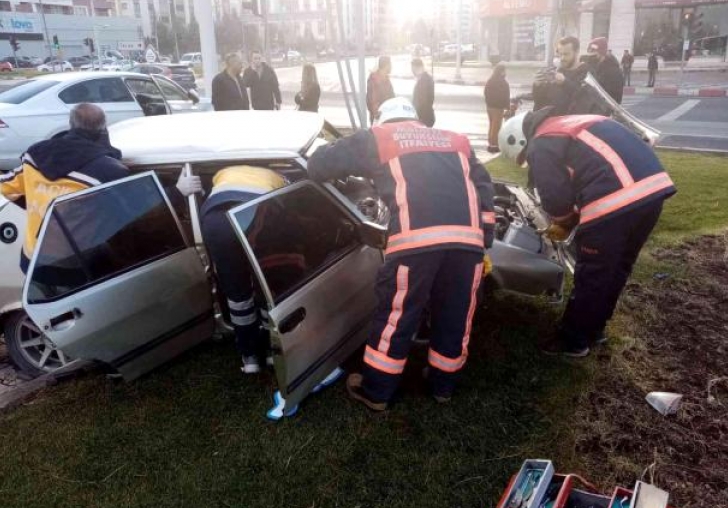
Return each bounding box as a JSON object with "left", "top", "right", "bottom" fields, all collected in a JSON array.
[{"left": 574, "top": 235, "right": 728, "bottom": 507}]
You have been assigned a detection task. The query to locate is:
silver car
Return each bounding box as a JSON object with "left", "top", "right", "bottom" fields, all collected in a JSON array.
[{"left": 1, "top": 111, "right": 572, "bottom": 412}]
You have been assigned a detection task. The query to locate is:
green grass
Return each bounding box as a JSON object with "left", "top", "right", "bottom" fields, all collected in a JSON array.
[{"left": 0, "top": 152, "right": 726, "bottom": 507}]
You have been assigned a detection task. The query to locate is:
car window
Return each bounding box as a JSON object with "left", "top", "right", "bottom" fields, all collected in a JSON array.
[
  {"left": 26, "top": 175, "right": 186, "bottom": 304},
  {"left": 156, "top": 77, "right": 189, "bottom": 101},
  {"left": 125, "top": 78, "right": 168, "bottom": 116},
  {"left": 230, "top": 183, "right": 359, "bottom": 304},
  {"left": 0, "top": 79, "right": 60, "bottom": 104},
  {"left": 59, "top": 78, "right": 134, "bottom": 104}
]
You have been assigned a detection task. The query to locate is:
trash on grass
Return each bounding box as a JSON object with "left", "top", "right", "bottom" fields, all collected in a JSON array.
[{"left": 646, "top": 392, "right": 682, "bottom": 416}]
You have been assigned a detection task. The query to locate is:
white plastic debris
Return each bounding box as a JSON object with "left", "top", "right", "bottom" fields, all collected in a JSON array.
[{"left": 646, "top": 392, "right": 683, "bottom": 416}]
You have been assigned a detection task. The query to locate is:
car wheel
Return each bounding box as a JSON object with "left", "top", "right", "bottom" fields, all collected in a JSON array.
[{"left": 4, "top": 311, "right": 73, "bottom": 377}]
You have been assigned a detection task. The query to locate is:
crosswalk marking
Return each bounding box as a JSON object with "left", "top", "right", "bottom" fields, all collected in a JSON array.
[{"left": 656, "top": 99, "right": 700, "bottom": 122}]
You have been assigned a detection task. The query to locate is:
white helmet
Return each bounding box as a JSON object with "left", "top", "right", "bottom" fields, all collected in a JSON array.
[
  {"left": 377, "top": 97, "right": 418, "bottom": 125},
  {"left": 498, "top": 112, "right": 528, "bottom": 163}
]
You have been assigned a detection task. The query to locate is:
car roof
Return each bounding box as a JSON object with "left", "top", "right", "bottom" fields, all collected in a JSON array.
[
  {"left": 32, "top": 71, "right": 148, "bottom": 82},
  {"left": 109, "top": 111, "right": 326, "bottom": 165}
]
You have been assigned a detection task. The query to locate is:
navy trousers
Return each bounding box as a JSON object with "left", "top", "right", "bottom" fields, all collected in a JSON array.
[
  {"left": 361, "top": 249, "right": 483, "bottom": 402},
  {"left": 201, "top": 206, "right": 266, "bottom": 357},
  {"left": 561, "top": 201, "right": 663, "bottom": 349}
]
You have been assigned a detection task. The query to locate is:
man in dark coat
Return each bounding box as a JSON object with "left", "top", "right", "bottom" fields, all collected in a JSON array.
[
  {"left": 585, "top": 37, "right": 624, "bottom": 104},
  {"left": 484, "top": 63, "right": 510, "bottom": 153},
  {"left": 411, "top": 58, "right": 435, "bottom": 127},
  {"left": 532, "top": 36, "right": 588, "bottom": 112},
  {"left": 366, "top": 56, "right": 395, "bottom": 125},
  {"left": 647, "top": 53, "right": 658, "bottom": 87},
  {"left": 621, "top": 49, "right": 634, "bottom": 86},
  {"left": 211, "top": 53, "right": 249, "bottom": 111},
  {"left": 243, "top": 50, "right": 282, "bottom": 110}
]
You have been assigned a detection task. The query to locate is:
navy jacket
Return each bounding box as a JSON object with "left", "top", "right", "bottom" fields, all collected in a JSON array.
[
  {"left": 525, "top": 115, "right": 676, "bottom": 229},
  {"left": 308, "top": 121, "right": 495, "bottom": 258}
]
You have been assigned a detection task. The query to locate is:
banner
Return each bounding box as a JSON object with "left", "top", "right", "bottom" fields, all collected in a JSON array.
[
  {"left": 479, "top": 0, "right": 551, "bottom": 18},
  {"left": 636, "top": 0, "right": 728, "bottom": 6}
]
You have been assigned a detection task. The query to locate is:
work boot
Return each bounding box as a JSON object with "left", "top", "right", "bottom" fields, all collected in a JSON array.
[
  {"left": 241, "top": 356, "right": 261, "bottom": 374},
  {"left": 539, "top": 339, "right": 590, "bottom": 358},
  {"left": 346, "top": 373, "right": 387, "bottom": 412}
]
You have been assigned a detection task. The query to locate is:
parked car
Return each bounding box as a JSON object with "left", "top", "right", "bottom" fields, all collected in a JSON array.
[
  {"left": 37, "top": 60, "right": 74, "bottom": 72},
  {"left": 0, "top": 61, "right": 13, "bottom": 72},
  {"left": 273, "top": 50, "right": 302, "bottom": 65},
  {"left": 101, "top": 59, "right": 134, "bottom": 72},
  {"left": 0, "top": 111, "right": 573, "bottom": 415},
  {"left": 129, "top": 63, "right": 197, "bottom": 90},
  {"left": 179, "top": 52, "right": 202, "bottom": 67},
  {"left": 67, "top": 56, "right": 92, "bottom": 69},
  {"left": 1, "top": 56, "right": 34, "bottom": 69},
  {"left": 0, "top": 72, "right": 211, "bottom": 171}
]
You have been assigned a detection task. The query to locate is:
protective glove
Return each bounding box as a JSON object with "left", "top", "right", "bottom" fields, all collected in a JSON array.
[
  {"left": 482, "top": 253, "right": 493, "bottom": 277},
  {"left": 542, "top": 223, "right": 572, "bottom": 242},
  {"left": 176, "top": 170, "right": 203, "bottom": 197}
]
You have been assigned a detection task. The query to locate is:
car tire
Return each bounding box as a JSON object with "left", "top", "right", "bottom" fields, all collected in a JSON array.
[{"left": 4, "top": 311, "right": 73, "bottom": 378}]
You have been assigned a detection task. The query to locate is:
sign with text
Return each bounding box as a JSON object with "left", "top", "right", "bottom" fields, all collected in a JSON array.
[
  {"left": 119, "top": 41, "right": 144, "bottom": 51},
  {"left": 0, "top": 14, "right": 41, "bottom": 34},
  {"left": 636, "top": 0, "right": 727, "bottom": 6},
  {"left": 479, "top": 0, "right": 550, "bottom": 18}
]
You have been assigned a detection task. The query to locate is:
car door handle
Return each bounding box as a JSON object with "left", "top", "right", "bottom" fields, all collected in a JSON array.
[
  {"left": 48, "top": 308, "right": 82, "bottom": 332},
  {"left": 278, "top": 307, "right": 306, "bottom": 334}
]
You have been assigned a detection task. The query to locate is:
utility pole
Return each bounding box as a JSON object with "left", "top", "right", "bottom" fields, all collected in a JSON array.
[
  {"left": 193, "top": 0, "right": 218, "bottom": 96},
  {"left": 328, "top": 0, "right": 357, "bottom": 129},
  {"left": 263, "top": 0, "right": 270, "bottom": 65},
  {"left": 38, "top": 0, "right": 54, "bottom": 61},
  {"left": 455, "top": 0, "right": 462, "bottom": 82},
  {"left": 355, "top": 0, "right": 366, "bottom": 127}
]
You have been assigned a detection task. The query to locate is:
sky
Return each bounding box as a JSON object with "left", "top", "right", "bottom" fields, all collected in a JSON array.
[{"left": 389, "top": 0, "right": 436, "bottom": 25}]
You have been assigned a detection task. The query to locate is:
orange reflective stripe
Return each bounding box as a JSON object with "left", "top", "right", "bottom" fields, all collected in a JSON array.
[
  {"left": 389, "top": 157, "right": 410, "bottom": 232},
  {"left": 386, "top": 226, "right": 484, "bottom": 255},
  {"left": 428, "top": 349, "right": 466, "bottom": 373},
  {"left": 378, "top": 265, "right": 409, "bottom": 355},
  {"left": 459, "top": 152, "right": 480, "bottom": 228},
  {"left": 461, "top": 261, "right": 483, "bottom": 359},
  {"left": 577, "top": 130, "right": 635, "bottom": 188},
  {"left": 580, "top": 172, "right": 674, "bottom": 225},
  {"left": 364, "top": 345, "right": 406, "bottom": 375},
  {"left": 481, "top": 212, "right": 496, "bottom": 225}
]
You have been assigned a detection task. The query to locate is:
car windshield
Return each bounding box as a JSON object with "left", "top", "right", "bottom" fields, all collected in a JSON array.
[
  {"left": 181, "top": 54, "right": 196, "bottom": 60},
  {"left": 0, "top": 79, "right": 59, "bottom": 104}
]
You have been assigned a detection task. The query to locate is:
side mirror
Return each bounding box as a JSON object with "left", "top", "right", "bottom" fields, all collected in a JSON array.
[
  {"left": 188, "top": 88, "right": 200, "bottom": 104},
  {"left": 357, "top": 221, "right": 387, "bottom": 250}
]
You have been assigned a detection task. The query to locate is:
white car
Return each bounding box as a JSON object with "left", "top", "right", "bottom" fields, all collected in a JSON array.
[
  {"left": 37, "top": 60, "right": 73, "bottom": 73},
  {"left": 179, "top": 52, "right": 202, "bottom": 66},
  {"left": 0, "top": 72, "right": 212, "bottom": 170}
]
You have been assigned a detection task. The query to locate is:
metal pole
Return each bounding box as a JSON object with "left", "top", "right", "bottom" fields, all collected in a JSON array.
[
  {"left": 455, "top": 0, "right": 462, "bottom": 81},
  {"left": 545, "top": 0, "right": 559, "bottom": 64},
  {"left": 38, "top": 0, "right": 54, "bottom": 61},
  {"left": 679, "top": 20, "right": 687, "bottom": 86},
  {"left": 356, "top": 0, "right": 366, "bottom": 127},
  {"left": 263, "top": 0, "right": 270, "bottom": 64},
  {"left": 329, "top": 0, "right": 357, "bottom": 129},
  {"left": 193, "top": 0, "right": 217, "bottom": 96}
]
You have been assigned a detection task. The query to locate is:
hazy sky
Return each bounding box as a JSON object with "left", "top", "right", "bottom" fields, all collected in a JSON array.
[{"left": 390, "top": 0, "right": 436, "bottom": 24}]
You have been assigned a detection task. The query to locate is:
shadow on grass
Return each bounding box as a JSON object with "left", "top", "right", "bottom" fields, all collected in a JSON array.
[{"left": 0, "top": 290, "right": 594, "bottom": 508}]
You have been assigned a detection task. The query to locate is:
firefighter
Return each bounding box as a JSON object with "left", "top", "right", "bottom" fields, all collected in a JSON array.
[
  {"left": 308, "top": 98, "right": 496, "bottom": 411},
  {"left": 499, "top": 108, "right": 676, "bottom": 357},
  {"left": 199, "top": 165, "right": 286, "bottom": 374}
]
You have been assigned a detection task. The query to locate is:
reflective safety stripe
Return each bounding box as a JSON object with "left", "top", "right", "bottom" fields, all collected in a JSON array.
[
  {"left": 580, "top": 172, "right": 674, "bottom": 225},
  {"left": 461, "top": 262, "right": 483, "bottom": 360},
  {"left": 228, "top": 297, "right": 254, "bottom": 311},
  {"left": 428, "top": 349, "right": 466, "bottom": 373},
  {"left": 459, "top": 152, "right": 480, "bottom": 229},
  {"left": 386, "top": 226, "right": 484, "bottom": 255},
  {"left": 378, "top": 265, "right": 409, "bottom": 355},
  {"left": 364, "top": 345, "right": 406, "bottom": 375},
  {"left": 231, "top": 313, "right": 257, "bottom": 326},
  {"left": 481, "top": 212, "right": 496, "bottom": 225},
  {"left": 67, "top": 171, "right": 101, "bottom": 187},
  {"left": 389, "top": 157, "right": 410, "bottom": 232},
  {"left": 576, "top": 130, "right": 634, "bottom": 188}
]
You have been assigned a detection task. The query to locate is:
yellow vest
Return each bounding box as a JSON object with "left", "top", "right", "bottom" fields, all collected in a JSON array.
[{"left": 211, "top": 165, "right": 286, "bottom": 195}]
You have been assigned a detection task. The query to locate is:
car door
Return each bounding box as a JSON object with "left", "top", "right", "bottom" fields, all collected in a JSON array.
[
  {"left": 22, "top": 172, "right": 214, "bottom": 381},
  {"left": 124, "top": 77, "right": 172, "bottom": 116},
  {"left": 58, "top": 77, "right": 144, "bottom": 126},
  {"left": 153, "top": 75, "right": 202, "bottom": 114},
  {"left": 227, "top": 181, "right": 385, "bottom": 411}
]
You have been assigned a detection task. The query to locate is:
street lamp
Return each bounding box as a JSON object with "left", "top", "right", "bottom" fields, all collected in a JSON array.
[{"left": 93, "top": 24, "right": 110, "bottom": 68}]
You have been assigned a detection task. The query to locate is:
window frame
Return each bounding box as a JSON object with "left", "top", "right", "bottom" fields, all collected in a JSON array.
[{"left": 58, "top": 77, "right": 135, "bottom": 105}]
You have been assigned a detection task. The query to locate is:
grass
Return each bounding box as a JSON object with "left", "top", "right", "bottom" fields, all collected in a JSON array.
[{"left": 1, "top": 152, "right": 727, "bottom": 507}]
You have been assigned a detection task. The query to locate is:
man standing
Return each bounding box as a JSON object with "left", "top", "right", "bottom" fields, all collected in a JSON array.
[
  {"left": 533, "top": 36, "right": 588, "bottom": 111},
  {"left": 211, "top": 53, "right": 250, "bottom": 111},
  {"left": 648, "top": 53, "right": 658, "bottom": 87},
  {"left": 411, "top": 57, "right": 435, "bottom": 127},
  {"left": 308, "top": 98, "right": 495, "bottom": 410},
  {"left": 585, "top": 37, "right": 624, "bottom": 104},
  {"left": 366, "top": 56, "right": 395, "bottom": 125},
  {"left": 498, "top": 109, "right": 676, "bottom": 357},
  {"left": 0, "top": 103, "right": 201, "bottom": 272},
  {"left": 621, "top": 49, "right": 634, "bottom": 86},
  {"left": 243, "top": 50, "right": 281, "bottom": 110},
  {"left": 200, "top": 166, "right": 286, "bottom": 374}
]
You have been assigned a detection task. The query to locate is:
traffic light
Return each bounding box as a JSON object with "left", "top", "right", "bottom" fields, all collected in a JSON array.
[
  {"left": 83, "top": 37, "right": 95, "bottom": 53},
  {"left": 682, "top": 10, "right": 704, "bottom": 36},
  {"left": 9, "top": 35, "right": 19, "bottom": 52},
  {"left": 52, "top": 34, "right": 59, "bottom": 49}
]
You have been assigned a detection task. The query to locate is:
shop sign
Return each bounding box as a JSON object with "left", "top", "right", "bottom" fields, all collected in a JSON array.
[
  {"left": 479, "top": 0, "right": 550, "bottom": 17},
  {"left": 636, "top": 0, "right": 728, "bottom": 6}
]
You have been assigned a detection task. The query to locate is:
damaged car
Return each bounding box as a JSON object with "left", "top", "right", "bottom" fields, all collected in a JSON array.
[{"left": 0, "top": 111, "right": 573, "bottom": 412}]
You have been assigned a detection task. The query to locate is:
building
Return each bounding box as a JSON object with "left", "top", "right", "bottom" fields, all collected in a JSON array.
[
  {"left": 477, "top": 0, "right": 728, "bottom": 63},
  {"left": 434, "top": 0, "right": 477, "bottom": 44}
]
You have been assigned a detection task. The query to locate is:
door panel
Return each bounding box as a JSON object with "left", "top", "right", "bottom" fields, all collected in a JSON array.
[
  {"left": 23, "top": 173, "right": 213, "bottom": 380},
  {"left": 227, "top": 182, "right": 383, "bottom": 410}
]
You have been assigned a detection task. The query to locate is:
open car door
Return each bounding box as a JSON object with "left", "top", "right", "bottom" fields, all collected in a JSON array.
[
  {"left": 22, "top": 172, "right": 214, "bottom": 380},
  {"left": 227, "top": 181, "right": 385, "bottom": 412}
]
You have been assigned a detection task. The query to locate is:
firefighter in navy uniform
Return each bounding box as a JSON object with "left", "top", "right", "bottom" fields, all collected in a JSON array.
[
  {"left": 499, "top": 109, "right": 676, "bottom": 357},
  {"left": 308, "top": 98, "right": 496, "bottom": 411},
  {"left": 199, "top": 166, "right": 286, "bottom": 374}
]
